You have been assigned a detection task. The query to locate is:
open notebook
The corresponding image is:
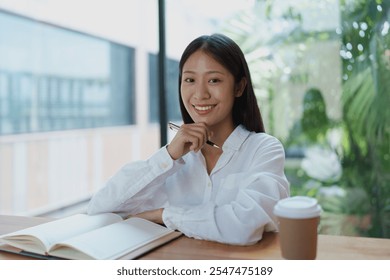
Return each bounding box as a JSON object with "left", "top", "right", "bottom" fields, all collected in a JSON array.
[{"left": 0, "top": 213, "right": 182, "bottom": 260}]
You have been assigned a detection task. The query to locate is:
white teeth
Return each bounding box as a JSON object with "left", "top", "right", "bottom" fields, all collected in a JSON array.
[{"left": 194, "top": 105, "right": 214, "bottom": 111}]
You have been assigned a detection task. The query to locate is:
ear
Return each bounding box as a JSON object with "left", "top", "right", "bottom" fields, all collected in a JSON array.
[{"left": 235, "top": 78, "right": 247, "bottom": 97}]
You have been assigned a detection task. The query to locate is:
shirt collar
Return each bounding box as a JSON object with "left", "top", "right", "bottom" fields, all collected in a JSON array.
[{"left": 222, "top": 125, "right": 251, "bottom": 151}]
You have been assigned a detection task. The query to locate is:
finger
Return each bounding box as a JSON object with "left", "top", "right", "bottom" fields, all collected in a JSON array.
[
  {"left": 183, "top": 130, "right": 207, "bottom": 151},
  {"left": 168, "top": 123, "right": 209, "bottom": 157},
  {"left": 182, "top": 133, "right": 202, "bottom": 152},
  {"left": 180, "top": 124, "right": 208, "bottom": 146},
  {"left": 168, "top": 130, "right": 203, "bottom": 158}
]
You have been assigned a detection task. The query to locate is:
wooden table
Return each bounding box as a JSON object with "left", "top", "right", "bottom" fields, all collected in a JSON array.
[{"left": 1, "top": 215, "right": 389, "bottom": 260}]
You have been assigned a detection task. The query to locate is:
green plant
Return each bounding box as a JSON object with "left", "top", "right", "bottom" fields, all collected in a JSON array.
[{"left": 340, "top": 0, "right": 390, "bottom": 237}]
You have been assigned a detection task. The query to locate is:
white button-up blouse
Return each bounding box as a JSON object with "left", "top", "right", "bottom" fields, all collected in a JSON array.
[{"left": 87, "top": 125, "right": 290, "bottom": 245}]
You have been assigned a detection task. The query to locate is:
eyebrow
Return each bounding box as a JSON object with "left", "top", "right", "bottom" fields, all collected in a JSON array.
[{"left": 182, "top": 70, "right": 226, "bottom": 75}]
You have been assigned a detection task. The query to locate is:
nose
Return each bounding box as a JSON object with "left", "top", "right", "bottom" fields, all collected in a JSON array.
[{"left": 193, "top": 81, "right": 211, "bottom": 100}]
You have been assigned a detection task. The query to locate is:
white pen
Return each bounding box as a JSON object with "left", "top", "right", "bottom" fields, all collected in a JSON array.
[{"left": 168, "top": 122, "right": 221, "bottom": 149}]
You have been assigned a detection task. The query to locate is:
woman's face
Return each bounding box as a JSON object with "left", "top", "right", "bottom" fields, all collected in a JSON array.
[{"left": 180, "top": 50, "right": 243, "bottom": 132}]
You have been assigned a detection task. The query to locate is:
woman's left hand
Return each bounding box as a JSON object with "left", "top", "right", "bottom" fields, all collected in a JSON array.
[{"left": 132, "top": 208, "right": 164, "bottom": 225}]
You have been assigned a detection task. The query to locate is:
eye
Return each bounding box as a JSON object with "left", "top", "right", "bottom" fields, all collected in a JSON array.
[
  {"left": 183, "top": 77, "right": 194, "bottom": 83},
  {"left": 209, "top": 78, "right": 220, "bottom": 84}
]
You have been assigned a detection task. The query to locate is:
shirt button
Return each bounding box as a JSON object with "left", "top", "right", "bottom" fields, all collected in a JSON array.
[
  {"left": 160, "top": 162, "right": 169, "bottom": 169},
  {"left": 208, "top": 182, "right": 212, "bottom": 187}
]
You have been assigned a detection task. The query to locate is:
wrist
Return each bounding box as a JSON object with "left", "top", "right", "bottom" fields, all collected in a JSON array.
[{"left": 166, "top": 145, "right": 180, "bottom": 160}]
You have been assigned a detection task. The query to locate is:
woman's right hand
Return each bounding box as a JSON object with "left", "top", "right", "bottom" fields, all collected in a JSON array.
[{"left": 167, "top": 123, "right": 210, "bottom": 160}]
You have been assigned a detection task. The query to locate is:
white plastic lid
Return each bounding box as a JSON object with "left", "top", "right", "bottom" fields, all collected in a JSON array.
[{"left": 273, "top": 196, "right": 322, "bottom": 219}]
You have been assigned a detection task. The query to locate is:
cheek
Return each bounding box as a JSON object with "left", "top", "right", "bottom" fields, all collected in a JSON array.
[
  {"left": 180, "top": 90, "right": 192, "bottom": 109},
  {"left": 216, "top": 88, "right": 236, "bottom": 106}
]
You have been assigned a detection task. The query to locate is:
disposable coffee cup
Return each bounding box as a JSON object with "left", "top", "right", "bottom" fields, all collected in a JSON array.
[{"left": 273, "top": 196, "right": 322, "bottom": 260}]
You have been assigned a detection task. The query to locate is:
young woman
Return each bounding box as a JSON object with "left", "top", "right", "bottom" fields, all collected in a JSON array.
[{"left": 88, "top": 34, "right": 289, "bottom": 245}]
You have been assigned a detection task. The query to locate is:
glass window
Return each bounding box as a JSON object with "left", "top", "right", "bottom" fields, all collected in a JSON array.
[
  {"left": 148, "top": 54, "right": 181, "bottom": 123},
  {"left": 0, "top": 11, "right": 135, "bottom": 135},
  {"left": 0, "top": 9, "right": 141, "bottom": 217}
]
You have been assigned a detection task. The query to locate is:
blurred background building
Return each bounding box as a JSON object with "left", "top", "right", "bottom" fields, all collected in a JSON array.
[{"left": 0, "top": 0, "right": 388, "bottom": 238}]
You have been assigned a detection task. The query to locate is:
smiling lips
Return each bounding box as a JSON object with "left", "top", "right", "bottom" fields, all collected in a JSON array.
[{"left": 193, "top": 104, "right": 216, "bottom": 113}]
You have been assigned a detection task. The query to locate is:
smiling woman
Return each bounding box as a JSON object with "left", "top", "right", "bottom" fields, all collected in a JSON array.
[{"left": 88, "top": 34, "right": 290, "bottom": 246}]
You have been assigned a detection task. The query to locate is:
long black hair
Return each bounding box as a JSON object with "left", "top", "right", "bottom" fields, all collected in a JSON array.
[{"left": 178, "top": 33, "right": 265, "bottom": 133}]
